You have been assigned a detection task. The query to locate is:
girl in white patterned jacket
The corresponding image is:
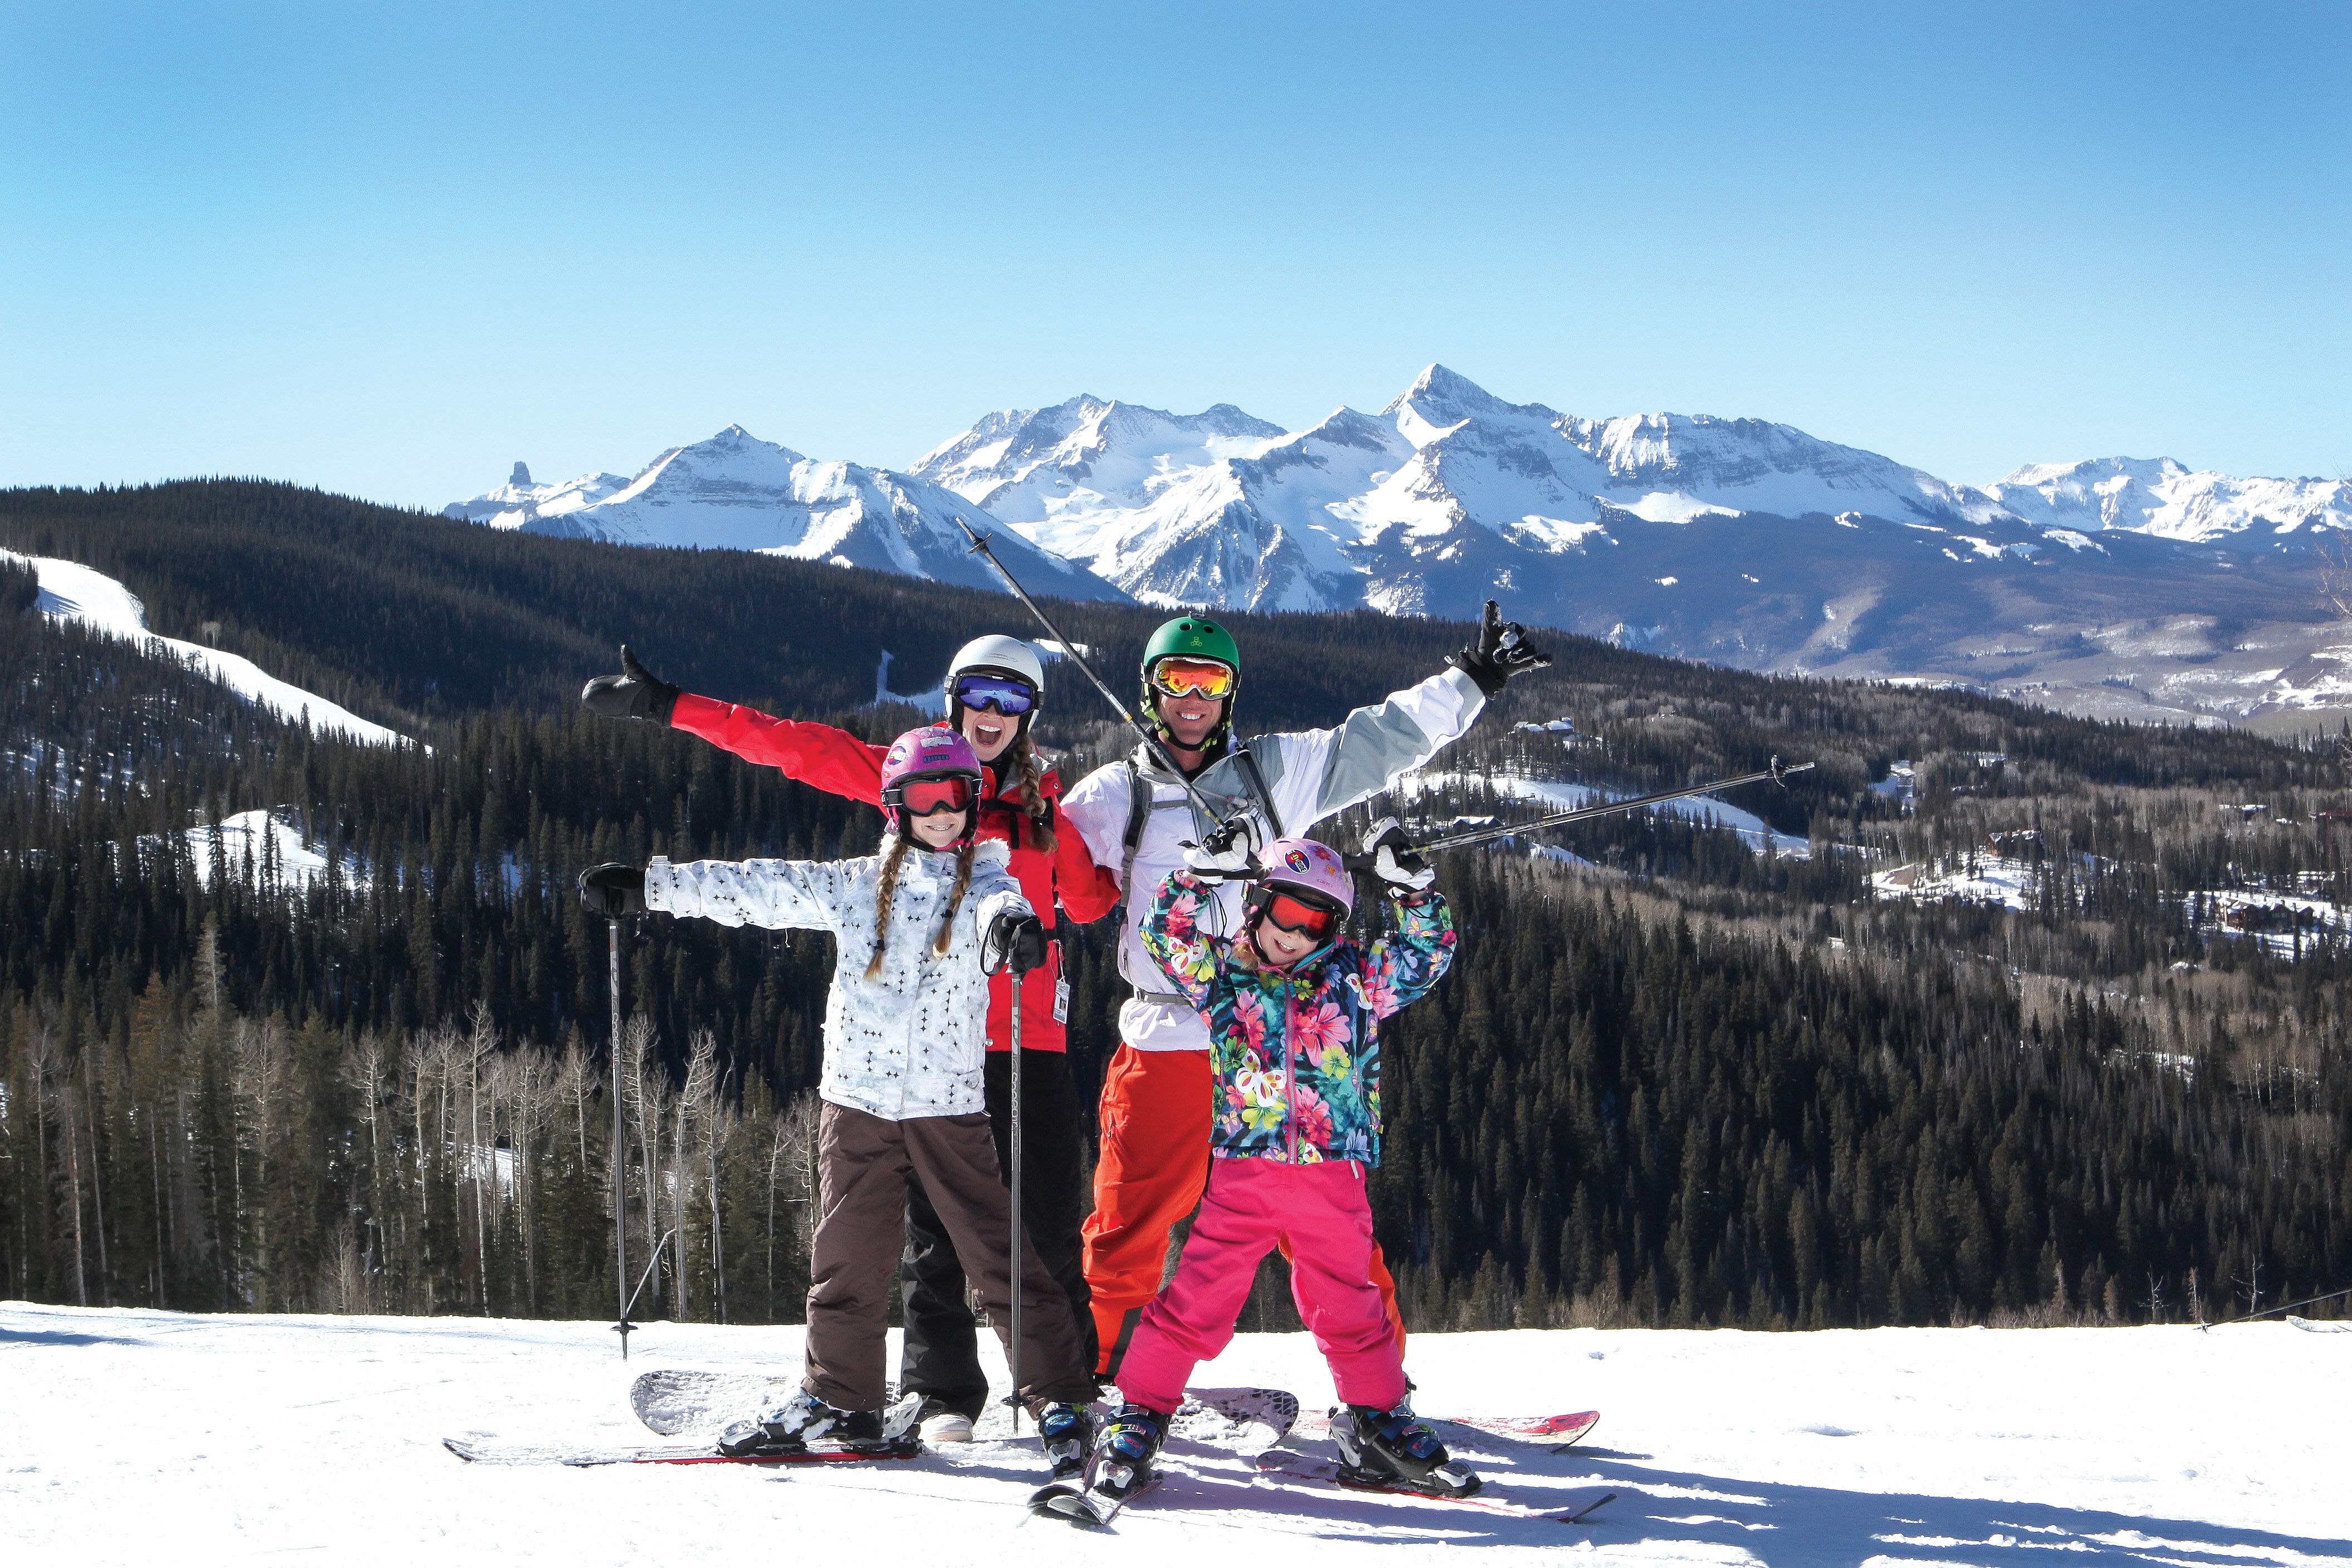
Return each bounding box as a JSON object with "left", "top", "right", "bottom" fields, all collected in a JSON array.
[{"left": 579, "top": 725, "right": 1100, "bottom": 1468}]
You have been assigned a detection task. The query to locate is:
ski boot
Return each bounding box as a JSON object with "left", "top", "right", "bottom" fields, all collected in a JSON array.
[
  {"left": 716, "top": 1389, "right": 882, "bottom": 1457},
  {"left": 1036, "top": 1400, "right": 1096, "bottom": 1479},
  {"left": 1333, "top": 1401, "right": 1482, "bottom": 1498},
  {"left": 914, "top": 1396, "right": 975, "bottom": 1446},
  {"left": 1029, "top": 1404, "right": 1167, "bottom": 1526}
]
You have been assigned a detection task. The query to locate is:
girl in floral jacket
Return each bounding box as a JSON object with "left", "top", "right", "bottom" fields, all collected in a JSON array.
[{"left": 1081, "top": 827, "right": 1482, "bottom": 1501}]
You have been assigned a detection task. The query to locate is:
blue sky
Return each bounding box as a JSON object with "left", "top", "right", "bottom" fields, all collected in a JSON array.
[{"left": 4, "top": 1, "right": 2346, "bottom": 509}]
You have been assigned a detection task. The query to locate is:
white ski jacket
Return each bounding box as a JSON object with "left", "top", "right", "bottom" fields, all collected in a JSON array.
[
  {"left": 645, "top": 839, "right": 1030, "bottom": 1120},
  {"left": 1061, "top": 666, "right": 1484, "bottom": 1054}
]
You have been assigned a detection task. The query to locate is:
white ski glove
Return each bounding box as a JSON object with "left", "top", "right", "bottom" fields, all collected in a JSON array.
[
  {"left": 1361, "top": 816, "right": 1434, "bottom": 893},
  {"left": 1182, "top": 809, "right": 1267, "bottom": 883}
]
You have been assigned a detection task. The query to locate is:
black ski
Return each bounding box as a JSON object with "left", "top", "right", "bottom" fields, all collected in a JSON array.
[{"left": 442, "top": 1434, "right": 922, "bottom": 1468}]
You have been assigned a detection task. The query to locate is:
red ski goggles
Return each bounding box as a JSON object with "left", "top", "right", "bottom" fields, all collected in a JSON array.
[
  {"left": 1249, "top": 886, "right": 1342, "bottom": 940},
  {"left": 893, "top": 775, "right": 975, "bottom": 816},
  {"left": 952, "top": 672, "right": 1037, "bottom": 716},
  {"left": 1149, "top": 657, "right": 1237, "bottom": 702}
]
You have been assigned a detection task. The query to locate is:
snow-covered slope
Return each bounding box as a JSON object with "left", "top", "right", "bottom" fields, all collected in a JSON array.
[
  {"left": 1986, "top": 456, "right": 2352, "bottom": 543},
  {"left": 155, "top": 807, "right": 369, "bottom": 892},
  {"left": 8, "top": 549, "right": 411, "bottom": 747},
  {"left": 444, "top": 427, "right": 1126, "bottom": 602},
  {"left": 4, "top": 1303, "right": 2346, "bottom": 1565}
]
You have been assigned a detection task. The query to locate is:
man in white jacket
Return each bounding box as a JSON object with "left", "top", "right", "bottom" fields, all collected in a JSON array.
[{"left": 1060, "top": 605, "right": 1548, "bottom": 1375}]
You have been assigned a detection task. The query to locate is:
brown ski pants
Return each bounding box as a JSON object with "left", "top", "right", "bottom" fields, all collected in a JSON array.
[{"left": 804, "top": 1100, "right": 1095, "bottom": 1412}]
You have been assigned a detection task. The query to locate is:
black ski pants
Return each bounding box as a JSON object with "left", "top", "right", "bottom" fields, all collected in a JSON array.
[{"left": 899, "top": 1049, "right": 1098, "bottom": 1418}]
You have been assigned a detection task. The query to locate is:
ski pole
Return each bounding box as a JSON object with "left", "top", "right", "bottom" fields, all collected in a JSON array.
[
  {"left": 1007, "top": 966, "right": 1024, "bottom": 1436},
  {"left": 946, "top": 515, "right": 1246, "bottom": 834},
  {"left": 610, "top": 915, "right": 633, "bottom": 1359},
  {"left": 1399, "top": 757, "right": 1815, "bottom": 857},
  {"left": 2198, "top": 1282, "right": 2352, "bottom": 1331}
]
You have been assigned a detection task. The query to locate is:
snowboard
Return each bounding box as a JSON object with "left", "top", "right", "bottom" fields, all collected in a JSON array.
[{"left": 1251, "top": 1449, "right": 1615, "bottom": 1523}]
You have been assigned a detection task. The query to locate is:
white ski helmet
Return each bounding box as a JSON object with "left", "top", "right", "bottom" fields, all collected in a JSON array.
[{"left": 942, "top": 634, "right": 1046, "bottom": 717}]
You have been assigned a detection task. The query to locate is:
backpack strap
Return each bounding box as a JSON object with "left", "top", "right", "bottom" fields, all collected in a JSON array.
[
  {"left": 1117, "top": 757, "right": 1152, "bottom": 906},
  {"left": 1232, "top": 746, "right": 1285, "bottom": 839}
]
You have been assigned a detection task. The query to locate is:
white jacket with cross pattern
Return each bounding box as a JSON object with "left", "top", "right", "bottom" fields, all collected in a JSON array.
[{"left": 644, "top": 839, "right": 1029, "bottom": 1121}]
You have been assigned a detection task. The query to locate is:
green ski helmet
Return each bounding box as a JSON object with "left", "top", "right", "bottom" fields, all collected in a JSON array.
[{"left": 1140, "top": 613, "right": 1241, "bottom": 756}]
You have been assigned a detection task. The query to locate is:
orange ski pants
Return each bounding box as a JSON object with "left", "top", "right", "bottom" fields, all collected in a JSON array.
[{"left": 1081, "top": 1043, "right": 1405, "bottom": 1376}]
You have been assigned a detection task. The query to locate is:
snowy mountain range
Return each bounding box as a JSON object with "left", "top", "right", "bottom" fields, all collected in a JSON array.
[
  {"left": 444, "top": 369, "right": 2352, "bottom": 724},
  {"left": 442, "top": 425, "right": 1122, "bottom": 602}
]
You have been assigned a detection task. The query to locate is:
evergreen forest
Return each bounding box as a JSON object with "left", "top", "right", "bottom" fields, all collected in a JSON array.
[{"left": 3, "top": 481, "right": 2347, "bottom": 1332}]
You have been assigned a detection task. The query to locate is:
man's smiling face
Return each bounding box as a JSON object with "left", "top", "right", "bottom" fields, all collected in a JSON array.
[{"left": 1154, "top": 689, "right": 1225, "bottom": 751}]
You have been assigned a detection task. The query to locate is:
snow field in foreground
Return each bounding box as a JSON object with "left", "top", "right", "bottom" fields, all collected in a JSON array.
[{"left": 2, "top": 1305, "right": 2345, "bottom": 1567}]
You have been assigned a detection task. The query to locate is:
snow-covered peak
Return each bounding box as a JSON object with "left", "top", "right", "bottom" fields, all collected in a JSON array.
[
  {"left": 441, "top": 428, "right": 1125, "bottom": 601},
  {"left": 1986, "top": 456, "right": 2352, "bottom": 542},
  {"left": 1557, "top": 411, "right": 2015, "bottom": 527},
  {"left": 910, "top": 395, "right": 1288, "bottom": 518},
  {"left": 1385, "top": 362, "right": 1544, "bottom": 422}
]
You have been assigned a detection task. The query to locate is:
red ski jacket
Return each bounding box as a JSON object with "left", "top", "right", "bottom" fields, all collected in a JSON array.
[{"left": 670, "top": 693, "right": 1119, "bottom": 1053}]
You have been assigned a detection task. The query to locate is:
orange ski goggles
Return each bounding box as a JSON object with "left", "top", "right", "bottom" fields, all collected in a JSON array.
[{"left": 1149, "top": 657, "right": 1237, "bottom": 701}]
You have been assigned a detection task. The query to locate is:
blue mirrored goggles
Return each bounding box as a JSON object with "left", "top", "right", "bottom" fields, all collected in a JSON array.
[{"left": 952, "top": 672, "right": 1037, "bottom": 716}]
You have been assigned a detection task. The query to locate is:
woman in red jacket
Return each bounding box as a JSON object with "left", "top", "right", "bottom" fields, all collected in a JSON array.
[{"left": 583, "top": 637, "right": 1118, "bottom": 1444}]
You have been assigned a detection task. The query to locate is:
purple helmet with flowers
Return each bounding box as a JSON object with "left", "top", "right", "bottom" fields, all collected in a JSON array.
[
  {"left": 1242, "top": 833, "right": 1355, "bottom": 939},
  {"left": 1258, "top": 837, "right": 1355, "bottom": 913},
  {"left": 878, "top": 725, "right": 983, "bottom": 840}
]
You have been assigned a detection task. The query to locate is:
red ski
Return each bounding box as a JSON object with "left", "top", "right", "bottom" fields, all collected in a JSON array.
[
  {"left": 1293, "top": 1408, "right": 1600, "bottom": 1448},
  {"left": 1446, "top": 1410, "right": 1601, "bottom": 1445}
]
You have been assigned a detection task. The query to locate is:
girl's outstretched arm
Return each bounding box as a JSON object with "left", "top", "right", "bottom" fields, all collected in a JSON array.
[
  {"left": 1360, "top": 888, "right": 1457, "bottom": 1018},
  {"left": 645, "top": 855, "right": 858, "bottom": 933},
  {"left": 1139, "top": 868, "right": 1226, "bottom": 1009}
]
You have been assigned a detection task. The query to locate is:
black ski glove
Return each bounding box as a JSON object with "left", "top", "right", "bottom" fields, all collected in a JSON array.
[
  {"left": 982, "top": 909, "right": 1051, "bottom": 976},
  {"left": 1180, "top": 810, "right": 1266, "bottom": 883},
  {"left": 581, "top": 645, "right": 681, "bottom": 723},
  {"left": 1446, "top": 600, "right": 1551, "bottom": 699},
  {"left": 1359, "top": 815, "right": 1435, "bottom": 893},
  {"left": 578, "top": 863, "right": 648, "bottom": 918}
]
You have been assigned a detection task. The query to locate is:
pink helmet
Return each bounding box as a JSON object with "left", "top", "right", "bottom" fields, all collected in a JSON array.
[
  {"left": 1256, "top": 836, "right": 1355, "bottom": 914},
  {"left": 878, "top": 725, "right": 983, "bottom": 839}
]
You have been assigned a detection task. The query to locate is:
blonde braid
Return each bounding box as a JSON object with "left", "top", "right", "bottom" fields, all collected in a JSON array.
[
  {"left": 932, "top": 839, "right": 978, "bottom": 957},
  {"left": 1008, "top": 731, "right": 1057, "bottom": 854},
  {"left": 864, "top": 836, "right": 912, "bottom": 979}
]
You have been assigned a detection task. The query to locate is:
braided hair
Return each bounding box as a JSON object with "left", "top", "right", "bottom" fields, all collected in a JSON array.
[
  {"left": 864, "top": 824, "right": 980, "bottom": 978},
  {"left": 1000, "top": 729, "right": 1058, "bottom": 855}
]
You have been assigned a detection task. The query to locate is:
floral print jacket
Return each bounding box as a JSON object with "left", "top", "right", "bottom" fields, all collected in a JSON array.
[{"left": 1140, "top": 868, "right": 1456, "bottom": 1166}]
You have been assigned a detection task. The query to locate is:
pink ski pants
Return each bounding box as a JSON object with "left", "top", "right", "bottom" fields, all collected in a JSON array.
[{"left": 1114, "top": 1155, "right": 1407, "bottom": 1414}]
